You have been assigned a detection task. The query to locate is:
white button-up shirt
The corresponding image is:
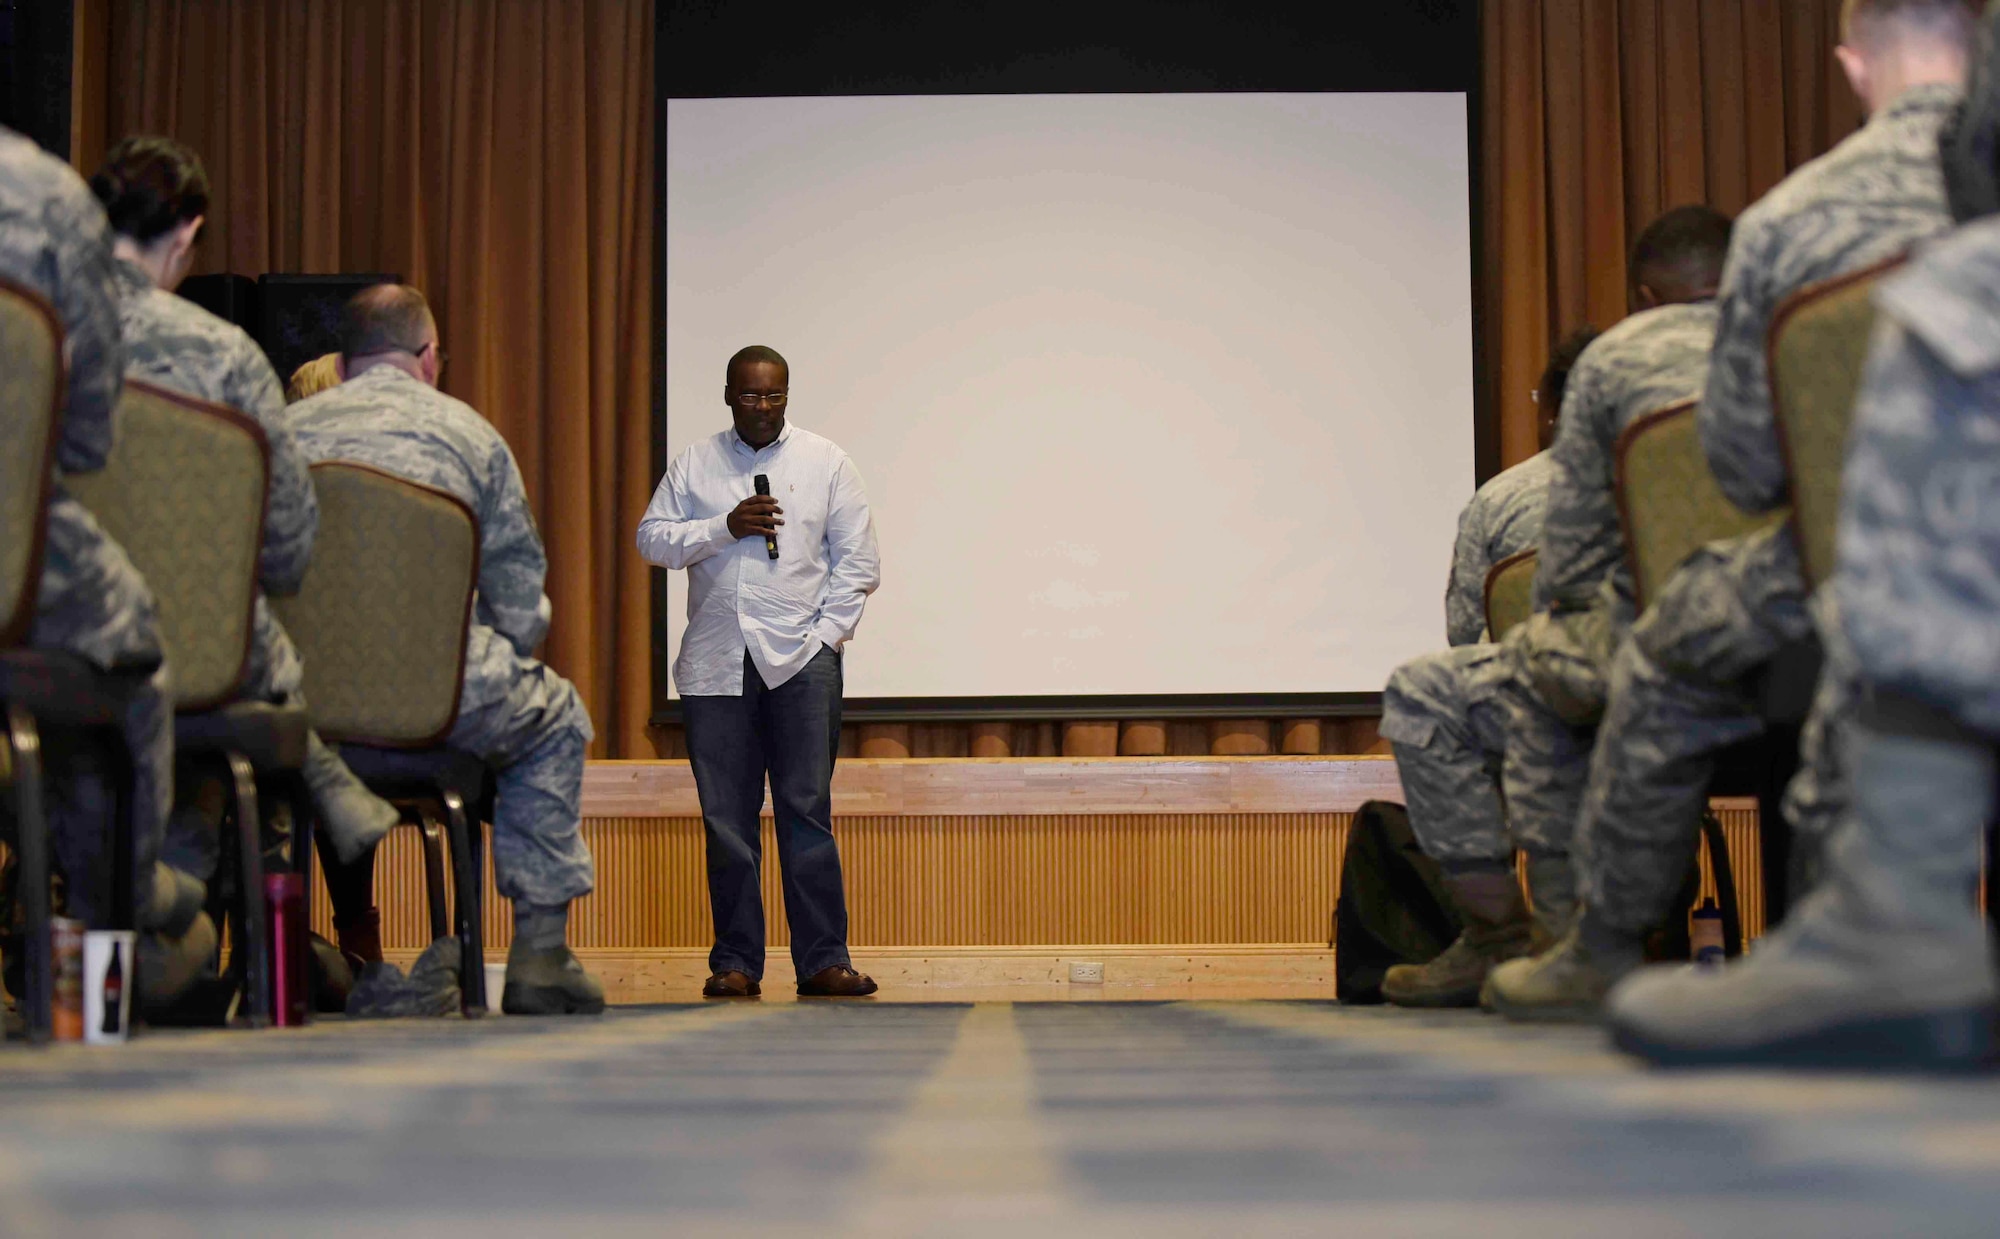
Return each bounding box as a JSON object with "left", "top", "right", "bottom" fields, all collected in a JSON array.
[{"left": 637, "top": 421, "right": 881, "bottom": 695}]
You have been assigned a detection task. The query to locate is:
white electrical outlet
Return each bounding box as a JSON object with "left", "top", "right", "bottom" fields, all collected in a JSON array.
[{"left": 1069, "top": 961, "right": 1105, "bottom": 984}]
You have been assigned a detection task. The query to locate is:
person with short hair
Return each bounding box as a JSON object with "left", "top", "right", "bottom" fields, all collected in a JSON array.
[
  {"left": 1606, "top": 0, "right": 2000, "bottom": 1072},
  {"left": 90, "top": 137, "right": 401, "bottom": 971},
  {"left": 1443, "top": 328, "right": 1597, "bottom": 649},
  {"left": 1377, "top": 210, "right": 1730, "bottom": 1009},
  {"left": 287, "top": 284, "right": 604, "bottom": 1015},
  {"left": 637, "top": 345, "right": 882, "bottom": 999},
  {"left": 1487, "top": 0, "right": 1976, "bottom": 1022}
]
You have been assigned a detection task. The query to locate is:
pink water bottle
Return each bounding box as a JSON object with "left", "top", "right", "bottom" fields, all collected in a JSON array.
[{"left": 264, "top": 873, "right": 310, "bottom": 1026}]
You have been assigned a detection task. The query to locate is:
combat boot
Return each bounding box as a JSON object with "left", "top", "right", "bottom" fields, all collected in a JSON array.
[
  {"left": 502, "top": 942, "right": 607, "bottom": 1015},
  {"left": 1607, "top": 711, "right": 1999, "bottom": 1071},
  {"left": 1382, "top": 868, "right": 1533, "bottom": 1008},
  {"left": 1525, "top": 852, "right": 1579, "bottom": 949},
  {"left": 1482, "top": 908, "right": 1644, "bottom": 1023}
]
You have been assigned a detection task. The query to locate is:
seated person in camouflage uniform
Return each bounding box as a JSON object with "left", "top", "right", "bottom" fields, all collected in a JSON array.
[
  {"left": 1488, "top": 0, "right": 1973, "bottom": 1022},
  {"left": 1608, "top": 0, "right": 2000, "bottom": 1073},
  {"left": 89, "top": 137, "right": 400, "bottom": 967},
  {"left": 1440, "top": 330, "right": 1596, "bottom": 649},
  {"left": 0, "top": 125, "right": 209, "bottom": 1003},
  {"left": 287, "top": 285, "right": 603, "bottom": 1015},
  {"left": 1383, "top": 209, "right": 1730, "bottom": 1014},
  {"left": 1375, "top": 327, "right": 1597, "bottom": 1007}
]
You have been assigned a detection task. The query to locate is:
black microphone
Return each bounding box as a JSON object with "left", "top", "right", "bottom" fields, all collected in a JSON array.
[{"left": 753, "top": 474, "right": 779, "bottom": 560}]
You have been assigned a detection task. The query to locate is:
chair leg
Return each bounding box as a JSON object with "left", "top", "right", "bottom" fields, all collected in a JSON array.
[
  {"left": 224, "top": 752, "right": 271, "bottom": 1029},
  {"left": 106, "top": 723, "right": 137, "bottom": 934},
  {"left": 6, "top": 706, "right": 52, "bottom": 1046},
  {"left": 1699, "top": 812, "right": 1745, "bottom": 957},
  {"left": 440, "top": 789, "right": 486, "bottom": 1018},
  {"left": 415, "top": 804, "right": 450, "bottom": 944}
]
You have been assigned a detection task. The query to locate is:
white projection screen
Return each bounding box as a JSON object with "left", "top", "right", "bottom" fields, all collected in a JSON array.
[{"left": 665, "top": 92, "right": 1473, "bottom": 700}]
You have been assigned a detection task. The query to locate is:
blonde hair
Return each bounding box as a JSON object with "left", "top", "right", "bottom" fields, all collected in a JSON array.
[{"left": 285, "top": 352, "right": 342, "bottom": 404}]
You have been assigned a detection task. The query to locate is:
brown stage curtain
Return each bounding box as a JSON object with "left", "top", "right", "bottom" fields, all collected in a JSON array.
[
  {"left": 72, "top": 0, "right": 658, "bottom": 757},
  {"left": 1482, "top": 0, "right": 1861, "bottom": 467}
]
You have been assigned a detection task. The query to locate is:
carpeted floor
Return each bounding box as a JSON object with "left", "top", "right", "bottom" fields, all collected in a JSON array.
[{"left": 0, "top": 1001, "right": 1996, "bottom": 1236}]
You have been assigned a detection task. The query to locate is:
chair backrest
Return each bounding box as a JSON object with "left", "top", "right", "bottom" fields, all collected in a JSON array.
[
  {"left": 1614, "top": 399, "right": 1788, "bottom": 611},
  {"left": 1768, "top": 257, "right": 1903, "bottom": 590},
  {"left": 0, "top": 277, "right": 65, "bottom": 649},
  {"left": 65, "top": 380, "right": 269, "bottom": 710},
  {"left": 1483, "top": 548, "right": 1538, "bottom": 643},
  {"left": 273, "top": 461, "right": 479, "bottom": 747}
]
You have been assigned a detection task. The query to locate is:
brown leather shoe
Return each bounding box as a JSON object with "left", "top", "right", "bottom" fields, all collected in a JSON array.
[
  {"left": 797, "top": 964, "right": 878, "bottom": 997},
  {"left": 702, "top": 970, "right": 761, "bottom": 999}
]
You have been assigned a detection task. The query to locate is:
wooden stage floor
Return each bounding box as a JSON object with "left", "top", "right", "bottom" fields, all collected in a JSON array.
[{"left": 3, "top": 1002, "right": 1998, "bottom": 1236}]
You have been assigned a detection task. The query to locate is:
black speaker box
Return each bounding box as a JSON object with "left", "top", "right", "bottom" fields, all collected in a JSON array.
[
  {"left": 176, "top": 274, "right": 259, "bottom": 332},
  {"left": 256, "top": 273, "right": 400, "bottom": 387}
]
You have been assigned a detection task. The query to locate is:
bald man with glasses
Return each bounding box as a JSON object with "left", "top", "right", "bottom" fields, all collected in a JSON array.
[{"left": 638, "top": 345, "right": 883, "bottom": 999}]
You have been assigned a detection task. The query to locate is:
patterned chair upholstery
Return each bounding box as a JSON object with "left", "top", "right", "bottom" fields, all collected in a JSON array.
[
  {"left": 0, "top": 280, "right": 148, "bottom": 1042},
  {"left": 1768, "top": 258, "right": 1902, "bottom": 590},
  {"left": 1483, "top": 548, "right": 1538, "bottom": 643},
  {"left": 65, "top": 382, "right": 267, "bottom": 709},
  {"left": 1613, "top": 399, "right": 1788, "bottom": 612},
  {"left": 65, "top": 379, "right": 300, "bottom": 1027},
  {"left": 273, "top": 462, "right": 490, "bottom": 1014}
]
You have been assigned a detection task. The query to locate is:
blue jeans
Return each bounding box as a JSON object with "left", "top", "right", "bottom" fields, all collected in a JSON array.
[{"left": 682, "top": 647, "right": 850, "bottom": 982}]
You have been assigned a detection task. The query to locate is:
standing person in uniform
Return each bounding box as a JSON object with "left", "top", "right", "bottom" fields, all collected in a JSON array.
[
  {"left": 637, "top": 345, "right": 882, "bottom": 999},
  {"left": 1375, "top": 327, "right": 1597, "bottom": 1007},
  {"left": 1488, "top": 0, "right": 1975, "bottom": 1022},
  {"left": 287, "top": 285, "right": 603, "bottom": 1015},
  {"left": 89, "top": 137, "right": 400, "bottom": 970},
  {"left": 1382, "top": 208, "right": 1730, "bottom": 1012}
]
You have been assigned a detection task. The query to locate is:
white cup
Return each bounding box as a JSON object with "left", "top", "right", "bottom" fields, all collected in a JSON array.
[
  {"left": 83, "top": 931, "right": 136, "bottom": 1044},
  {"left": 485, "top": 962, "right": 507, "bottom": 1013}
]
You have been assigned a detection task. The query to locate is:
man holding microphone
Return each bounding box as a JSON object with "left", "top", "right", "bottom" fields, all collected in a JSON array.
[{"left": 638, "top": 345, "right": 882, "bottom": 998}]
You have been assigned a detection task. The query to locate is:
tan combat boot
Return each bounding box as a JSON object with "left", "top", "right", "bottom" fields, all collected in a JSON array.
[
  {"left": 1382, "top": 869, "right": 1535, "bottom": 1008},
  {"left": 1525, "top": 853, "right": 1579, "bottom": 949}
]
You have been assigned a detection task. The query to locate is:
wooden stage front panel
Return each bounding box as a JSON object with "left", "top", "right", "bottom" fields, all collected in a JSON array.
[{"left": 318, "top": 758, "right": 1761, "bottom": 998}]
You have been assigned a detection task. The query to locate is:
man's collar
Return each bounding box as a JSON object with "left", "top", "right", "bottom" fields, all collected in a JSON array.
[
  {"left": 729, "top": 420, "right": 794, "bottom": 454},
  {"left": 1875, "top": 81, "right": 1963, "bottom": 124}
]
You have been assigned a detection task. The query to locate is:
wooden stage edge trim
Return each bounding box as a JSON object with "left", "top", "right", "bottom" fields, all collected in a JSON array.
[
  {"left": 392, "top": 944, "right": 1341, "bottom": 1005},
  {"left": 582, "top": 756, "right": 1407, "bottom": 818}
]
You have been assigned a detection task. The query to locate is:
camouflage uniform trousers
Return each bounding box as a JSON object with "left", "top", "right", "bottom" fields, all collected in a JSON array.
[
  {"left": 1381, "top": 599, "right": 1620, "bottom": 866},
  {"left": 445, "top": 626, "right": 597, "bottom": 909},
  {"left": 1573, "top": 521, "right": 1850, "bottom": 933},
  {"left": 1380, "top": 643, "right": 1514, "bottom": 864},
  {"left": 27, "top": 496, "right": 173, "bottom": 925},
  {"left": 1496, "top": 598, "right": 1622, "bottom": 864}
]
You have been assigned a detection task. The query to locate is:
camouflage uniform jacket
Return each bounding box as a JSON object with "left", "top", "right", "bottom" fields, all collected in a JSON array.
[
  {"left": 109, "top": 258, "right": 318, "bottom": 691},
  {"left": 0, "top": 126, "right": 154, "bottom": 669},
  {"left": 1836, "top": 215, "right": 2000, "bottom": 735},
  {"left": 1700, "top": 82, "right": 1959, "bottom": 513},
  {"left": 1445, "top": 450, "right": 1552, "bottom": 646},
  {"left": 285, "top": 364, "right": 555, "bottom": 712},
  {"left": 1533, "top": 302, "right": 1721, "bottom": 620}
]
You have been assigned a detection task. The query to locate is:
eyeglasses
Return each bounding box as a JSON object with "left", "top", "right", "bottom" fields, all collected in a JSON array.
[
  {"left": 732, "top": 391, "right": 788, "bottom": 409},
  {"left": 422, "top": 340, "right": 449, "bottom": 367}
]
